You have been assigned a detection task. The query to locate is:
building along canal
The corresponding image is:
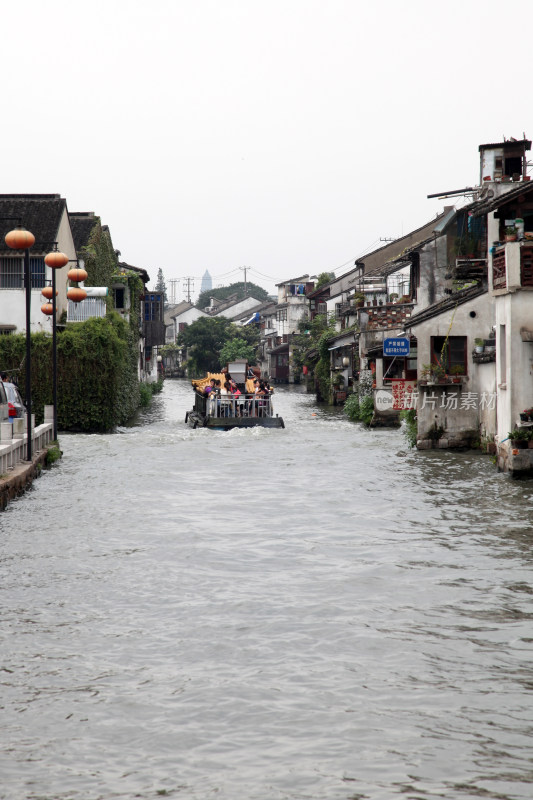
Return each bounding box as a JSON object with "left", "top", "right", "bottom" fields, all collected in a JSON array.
[{"left": 1, "top": 379, "right": 533, "bottom": 800}]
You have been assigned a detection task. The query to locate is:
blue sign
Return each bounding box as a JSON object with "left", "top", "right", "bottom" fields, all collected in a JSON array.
[{"left": 383, "top": 337, "right": 410, "bottom": 356}]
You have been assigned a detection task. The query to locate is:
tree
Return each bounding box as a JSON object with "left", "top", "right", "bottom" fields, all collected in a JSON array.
[
  {"left": 177, "top": 316, "right": 260, "bottom": 376},
  {"left": 315, "top": 271, "right": 335, "bottom": 289},
  {"left": 220, "top": 337, "right": 257, "bottom": 365},
  {"left": 196, "top": 281, "right": 269, "bottom": 310},
  {"left": 153, "top": 268, "right": 168, "bottom": 303}
]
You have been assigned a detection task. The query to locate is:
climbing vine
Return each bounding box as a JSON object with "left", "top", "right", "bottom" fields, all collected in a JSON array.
[{"left": 0, "top": 314, "right": 142, "bottom": 432}]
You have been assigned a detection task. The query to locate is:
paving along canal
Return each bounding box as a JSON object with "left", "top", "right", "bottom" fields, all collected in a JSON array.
[{"left": 1, "top": 380, "right": 533, "bottom": 800}]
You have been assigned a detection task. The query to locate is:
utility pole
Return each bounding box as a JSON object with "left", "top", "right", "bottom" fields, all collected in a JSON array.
[
  {"left": 239, "top": 265, "right": 249, "bottom": 297},
  {"left": 168, "top": 279, "right": 178, "bottom": 305},
  {"left": 183, "top": 277, "right": 194, "bottom": 303}
]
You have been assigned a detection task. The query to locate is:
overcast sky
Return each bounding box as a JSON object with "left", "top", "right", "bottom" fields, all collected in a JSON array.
[{"left": 3, "top": 0, "right": 532, "bottom": 301}]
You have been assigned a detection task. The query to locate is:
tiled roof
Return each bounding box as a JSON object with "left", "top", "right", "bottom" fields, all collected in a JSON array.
[
  {"left": 405, "top": 285, "right": 486, "bottom": 328},
  {"left": 470, "top": 181, "right": 533, "bottom": 217},
  {"left": 362, "top": 235, "right": 436, "bottom": 278},
  {"left": 479, "top": 139, "right": 531, "bottom": 150},
  {"left": 118, "top": 261, "right": 149, "bottom": 284},
  {"left": 0, "top": 194, "right": 66, "bottom": 253},
  {"left": 69, "top": 212, "right": 98, "bottom": 251},
  {"left": 276, "top": 274, "right": 311, "bottom": 286}
]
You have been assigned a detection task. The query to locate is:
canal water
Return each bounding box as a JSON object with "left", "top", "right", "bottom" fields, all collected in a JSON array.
[{"left": 1, "top": 380, "right": 533, "bottom": 800}]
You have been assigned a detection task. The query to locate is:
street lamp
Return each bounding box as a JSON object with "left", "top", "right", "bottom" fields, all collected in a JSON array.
[
  {"left": 5, "top": 226, "right": 35, "bottom": 461},
  {"left": 43, "top": 248, "right": 69, "bottom": 439}
]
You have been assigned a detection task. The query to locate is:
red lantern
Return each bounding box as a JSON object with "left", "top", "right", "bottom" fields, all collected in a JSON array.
[
  {"left": 5, "top": 227, "right": 35, "bottom": 250},
  {"left": 41, "top": 286, "right": 58, "bottom": 300},
  {"left": 67, "top": 267, "right": 88, "bottom": 282},
  {"left": 67, "top": 287, "right": 87, "bottom": 303},
  {"left": 45, "top": 251, "right": 69, "bottom": 269},
  {"left": 41, "top": 302, "right": 54, "bottom": 315}
]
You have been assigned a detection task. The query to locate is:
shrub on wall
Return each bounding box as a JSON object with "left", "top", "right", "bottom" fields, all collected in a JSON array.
[{"left": 0, "top": 314, "right": 141, "bottom": 432}]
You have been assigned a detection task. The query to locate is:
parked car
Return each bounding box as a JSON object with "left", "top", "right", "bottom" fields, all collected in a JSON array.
[
  {"left": 0, "top": 382, "right": 8, "bottom": 422},
  {"left": 3, "top": 382, "right": 25, "bottom": 420}
]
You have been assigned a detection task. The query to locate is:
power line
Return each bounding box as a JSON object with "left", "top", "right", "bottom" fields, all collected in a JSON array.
[{"left": 182, "top": 277, "right": 194, "bottom": 303}]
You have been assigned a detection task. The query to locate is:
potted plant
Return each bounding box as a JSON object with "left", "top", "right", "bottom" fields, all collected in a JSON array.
[
  {"left": 352, "top": 292, "right": 365, "bottom": 308},
  {"left": 419, "top": 364, "right": 433, "bottom": 385},
  {"left": 474, "top": 338, "right": 484, "bottom": 354},
  {"left": 505, "top": 226, "right": 517, "bottom": 242},
  {"left": 432, "top": 364, "right": 447, "bottom": 383},
  {"left": 450, "top": 364, "right": 465, "bottom": 383},
  {"left": 508, "top": 428, "right": 529, "bottom": 449}
]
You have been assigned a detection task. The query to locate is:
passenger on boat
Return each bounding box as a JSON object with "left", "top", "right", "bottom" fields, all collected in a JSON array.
[
  {"left": 203, "top": 378, "right": 216, "bottom": 395},
  {"left": 228, "top": 379, "right": 242, "bottom": 416}
]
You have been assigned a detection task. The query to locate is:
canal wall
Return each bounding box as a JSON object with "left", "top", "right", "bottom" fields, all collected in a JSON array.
[{"left": 0, "top": 406, "right": 56, "bottom": 510}]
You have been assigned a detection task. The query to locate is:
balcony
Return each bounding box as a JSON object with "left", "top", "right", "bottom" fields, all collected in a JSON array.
[{"left": 492, "top": 241, "right": 533, "bottom": 291}]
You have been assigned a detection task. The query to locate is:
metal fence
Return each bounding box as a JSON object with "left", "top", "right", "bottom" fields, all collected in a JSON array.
[
  {"left": 67, "top": 298, "right": 107, "bottom": 322},
  {"left": 196, "top": 392, "right": 274, "bottom": 419}
]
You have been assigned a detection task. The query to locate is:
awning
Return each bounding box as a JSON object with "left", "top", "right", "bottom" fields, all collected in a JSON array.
[
  {"left": 328, "top": 338, "right": 354, "bottom": 351},
  {"left": 243, "top": 312, "right": 260, "bottom": 325}
]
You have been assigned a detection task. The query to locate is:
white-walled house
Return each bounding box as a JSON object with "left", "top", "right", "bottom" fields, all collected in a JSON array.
[
  {"left": 168, "top": 302, "right": 209, "bottom": 342},
  {"left": 0, "top": 194, "right": 75, "bottom": 335},
  {"left": 469, "top": 140, "right": 533, "bottom": 473}
]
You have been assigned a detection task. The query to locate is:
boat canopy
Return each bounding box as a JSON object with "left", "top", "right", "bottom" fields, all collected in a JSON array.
[{"left": 192, "top": 372, "right": 256, "bottom": 393}]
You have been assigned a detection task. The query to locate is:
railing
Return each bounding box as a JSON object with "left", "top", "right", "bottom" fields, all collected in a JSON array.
[
  {"left": 0, "top": 411, "right": 54, "bottom": 474},
  {"left": 67, "top": 297, "right": 107, "bottom": 322},
  {"left": 521, "top": 245, "right": 533, "bottom": 286},
  {"left": 196, "top": 391, "right": 274, "bottom": 419},
  {"left": 492, "top": 250, "right": 506, "bottom": 289}
]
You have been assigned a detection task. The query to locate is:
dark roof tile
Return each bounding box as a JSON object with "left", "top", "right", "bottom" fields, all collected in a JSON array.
[{"left": 0, "top": 194, "right": 66, "bottom": 253}]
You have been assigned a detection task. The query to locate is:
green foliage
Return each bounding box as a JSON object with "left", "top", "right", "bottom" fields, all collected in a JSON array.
[
  {"left": 153, "top": 268, "right": 168, "bottom": 303},
  {"left": 315, "top": 271, "right": 335, "bottom": 289},
  {"left": 359, "top": 395, "right": 374, "bottom": 424},
  {"left": 139, "top": 378, "right": 164, "bottom": 407},
  {"left": 315, "top": 330, "right": 333, "bottom": 401},
  {"left": 81, "top": 220, "right": 118, "bottom": 304},
  {"left": 45, "top": 443, "right": 62, "bottom": 466},
  {"left": 508, "top": 427, "right": 531, "bottom": 441},
  {"left": 344, "top": 393, "right": 360, "bottom": 421},
  {"left": 178, "top": 316, "right": 259, "bottom": 375},
  {"left": 0, "top": 315, "right": 143, "bottom": 432},
  {"left": 139, "top": 382, "right": 152, "bottom": 407},
  {"left": 196, "top": 281, "right": 269, "bottom": 310},
  {"left": 343, "top": 393, "right": 374, "bottom": 425},
  {"left": 400, "top": 409, "right": 417, "bottom": 447},
  {"left": 220, "top": 337, "right": 257, "bottom": 364},
  {"left": 289, "top": 312, "right": 337, "bottom": 399}
]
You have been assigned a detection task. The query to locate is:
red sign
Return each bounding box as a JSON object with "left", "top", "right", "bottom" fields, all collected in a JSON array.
[{"left": 391, "top": 380, "right": 417, "bottom": 410}]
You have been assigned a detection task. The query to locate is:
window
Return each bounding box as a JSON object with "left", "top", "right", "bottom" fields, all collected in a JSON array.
[
  {"left": 0, "top": 257, "right": 22, "bottom": 288},
  {"left": 431, "top": 336, "right": 467, "bottom": 373},
  {"left": 0, "top": 257, "right": 45, "bottom": 289},
  {"left": 276, "top": 308, "right": 287, "bottom": 322},
  {"left": 30, "top": 257, "right": 45, "bottom": 288},
  {"left": 178, "top": 322, "right": 188, "bottom": 332},
  {"left": 114, "top": 286, "right": 125, "bottom": 309},
  {"left": 317, "top": 302, "right": 327, "bottom": 314},
  {"left": 144, "top": 294, "right": 163, "bottom": 322}
]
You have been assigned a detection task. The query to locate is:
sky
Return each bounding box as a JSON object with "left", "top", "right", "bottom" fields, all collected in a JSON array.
[{"left": 2, "top": 0, "right": 532, "bottom": 302}]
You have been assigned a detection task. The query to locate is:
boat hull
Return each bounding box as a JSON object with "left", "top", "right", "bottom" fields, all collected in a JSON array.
[{"left": 185, "top": 411, "right": 284, "bottom": 430}]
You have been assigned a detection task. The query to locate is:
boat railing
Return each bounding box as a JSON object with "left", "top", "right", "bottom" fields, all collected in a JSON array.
[{"left": 203, "top": 392, "right": 274, "bottom": 419}]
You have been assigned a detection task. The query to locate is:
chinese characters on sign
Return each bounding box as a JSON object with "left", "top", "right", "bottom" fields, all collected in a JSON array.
[
  {"left": 391, "top": 380, "right": 417, "bottom": 410},
  {"left": 384, "top": 337, "right": 410, "bottom": 357}
]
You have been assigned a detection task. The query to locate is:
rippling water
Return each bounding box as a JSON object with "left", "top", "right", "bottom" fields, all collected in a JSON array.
[{"left": 1, "top": 381, "right": 533, "bottom": 800}]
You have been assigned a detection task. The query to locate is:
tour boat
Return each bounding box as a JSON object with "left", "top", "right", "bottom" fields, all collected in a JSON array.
[{"left": 185, "top": 360, "right": 285, "bottom": 430}]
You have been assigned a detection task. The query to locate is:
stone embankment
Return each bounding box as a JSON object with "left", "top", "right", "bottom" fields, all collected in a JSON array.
[{"left": 0, "top": 405, "right": 57, "bottom": 510}]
